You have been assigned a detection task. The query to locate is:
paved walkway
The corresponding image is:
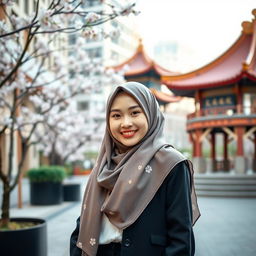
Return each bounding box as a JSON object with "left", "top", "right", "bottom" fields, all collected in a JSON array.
[
  {"left": 194, "top": 197, "right": 256, "bottom": 256},
  {"left": 3, "top": 176, "right": 256, "bottom": 256}
]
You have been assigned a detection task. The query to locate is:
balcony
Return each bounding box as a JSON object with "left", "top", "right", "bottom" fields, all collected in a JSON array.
[{"left": 186, "top": 105, "right": 256, "bottom": 131}]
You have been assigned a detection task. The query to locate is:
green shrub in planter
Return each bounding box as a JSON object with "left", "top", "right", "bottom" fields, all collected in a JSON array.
[
  {"left": 27, "top": 166, "right": 66, "bottom": 183},
  {"left": 27, "top": 166, "right": 66, "bottom": 205}
]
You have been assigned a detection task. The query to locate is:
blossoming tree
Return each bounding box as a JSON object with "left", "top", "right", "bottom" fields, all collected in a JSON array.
[{"left": 0, "top": 0, "right": 136, "bottom": 227}]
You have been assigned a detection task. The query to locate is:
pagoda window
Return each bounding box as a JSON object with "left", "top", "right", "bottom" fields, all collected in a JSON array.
[{"left": 243, "top": 93, "right": 256, "bottom": 115}]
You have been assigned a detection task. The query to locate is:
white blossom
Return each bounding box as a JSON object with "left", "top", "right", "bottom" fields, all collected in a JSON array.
[
  {"left": 85, "top": 12, "right": 101, "bottom": 24},
  {"left": 38, "top": 9, "right": 60, "bottom": 31},
  {"left": 0, "top": 0, "right": 133, "bottom": 165}
]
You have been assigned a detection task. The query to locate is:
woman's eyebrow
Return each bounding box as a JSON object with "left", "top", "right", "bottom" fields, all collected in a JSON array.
[
  {"left": 129, "top": 105, "right": 141, "bottom": 110},
  {"left": 110, "top": 108, "right": 121, "bottom": 113},
  {"left": 110, "top": 105, "right": 141, "bottom": 112}
]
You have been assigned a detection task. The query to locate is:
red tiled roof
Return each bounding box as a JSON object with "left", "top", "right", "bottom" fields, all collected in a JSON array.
[
  {"left": 161, "top": 17, "right": 256, "bottom": 91},
  {"left": 112, "top": 40, "right": 177, "bottom": 77}
]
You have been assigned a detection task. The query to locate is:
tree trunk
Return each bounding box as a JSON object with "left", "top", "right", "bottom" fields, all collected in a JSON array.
[
  {"left": 1, "top": 181, "right": 10, "bottom": 227},
  {"left": 49, "top": 150, "right": 64, "bottom": 166}
]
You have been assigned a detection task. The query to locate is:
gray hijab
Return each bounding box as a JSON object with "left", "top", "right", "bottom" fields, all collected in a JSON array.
[{"left": 77, "top": 81, "right": 200, "bottom": 256}]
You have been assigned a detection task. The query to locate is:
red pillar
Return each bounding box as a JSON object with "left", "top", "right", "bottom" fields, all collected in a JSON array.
[
  {"left": 223, "top": 133, "right": 228, "bottom": 160},
  {"left": 223, "top": 132, "right": 229, "bottom": 171},
  {"left": 194, "top": 130, "right": 202, "bottom": 157},
  {"left": 235, "top": 127, "right": 244, "bottom": 156},
  {"left": 210, "top": 132, "right": 217, "bottom": 172},
  {"left": 211, "top": 132, "right": 216, "bottom": 160},
  {"left": 254, "top": 132, "right": 256, "bottom": 159}
]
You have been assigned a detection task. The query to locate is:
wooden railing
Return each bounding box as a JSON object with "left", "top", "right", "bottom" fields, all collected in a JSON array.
[{"left": 187, "top": 105, "right": 256, "bottom": 120}]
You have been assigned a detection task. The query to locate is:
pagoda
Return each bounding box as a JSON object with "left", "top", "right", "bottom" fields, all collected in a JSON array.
[
  {"left": 112, "top": 39, "right": 181, "bottom": 107},
  {"left": 161, "top": 10, "right": 256, "bottom": 174}
]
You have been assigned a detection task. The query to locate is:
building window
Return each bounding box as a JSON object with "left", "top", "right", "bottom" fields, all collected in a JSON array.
[
  {"left": 33, "top": 0, "right": 38, "bottom": 12},
  {"left": 86, "top": 47, "right": 102, "bottom": 58},
  {"left": 69, "top": 34, "right": 76, "bottom": 45},
  {"left": 85, "top": 0, "right": 101, "bottom": 7},
  {"left": 77, "top": 101, "right": 89, "bottom": 111},
  {"left": 24, "top": 0, "right": 29, "bottom": 14}
]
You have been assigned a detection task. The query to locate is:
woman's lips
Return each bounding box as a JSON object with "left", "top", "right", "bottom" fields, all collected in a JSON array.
[{"left": 121, "top": 130, "right": 137, "bottom": 138}]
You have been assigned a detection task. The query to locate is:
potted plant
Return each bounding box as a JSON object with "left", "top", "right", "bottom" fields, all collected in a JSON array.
[
  {"left": 0, "top": 217, "right": 47, "bottom": 256},
  {"left": 27, "top": 166, "right": 66, "bottom": 205}
]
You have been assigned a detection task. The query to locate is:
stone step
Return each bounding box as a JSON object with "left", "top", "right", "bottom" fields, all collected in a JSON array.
[
  {"left": 195, "top": 179, "right": 256, "bottom": 185},
  {"left": 195, "top": 173, "right": 256, "bottom": 179},
  {"left": 195, "top": 184, "right": 256, "bottom": 191},
  {"left": 194, "top": 174, "right": 256, "bottom": 197},
  {"left": 196, "top": 190, "right": 256, "bottom": 198}
]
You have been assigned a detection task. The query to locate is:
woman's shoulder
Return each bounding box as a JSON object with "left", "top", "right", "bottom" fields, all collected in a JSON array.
[
  {"left": 156, "top": 145, "right": 186, "bottom": 164},
  {"left": 152, "top": 145, "right": 187, "bottom": 176}
]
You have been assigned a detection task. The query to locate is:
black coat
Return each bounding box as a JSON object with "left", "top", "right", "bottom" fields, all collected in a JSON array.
[{"left": 70, "top": 161, "right": 195, "bottom": 256}]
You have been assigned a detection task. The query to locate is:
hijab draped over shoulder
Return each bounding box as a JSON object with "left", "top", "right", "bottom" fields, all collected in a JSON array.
[{"left": 77, "top": 81, "right": 200, "bottom": 256}]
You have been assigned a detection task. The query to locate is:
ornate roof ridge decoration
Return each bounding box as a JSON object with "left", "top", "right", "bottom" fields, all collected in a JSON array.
[
  {"left": 112, "top": 38, "right": 178, "bottom": 77},
  {"left": 161, "top": 9, "right": 256, "bottom": 92},
  {"left": 150, "top": 88, "right": 182, "bottom": 103},
  {"left": 243, "top": 9, "right": 256, "bottom": 75}
]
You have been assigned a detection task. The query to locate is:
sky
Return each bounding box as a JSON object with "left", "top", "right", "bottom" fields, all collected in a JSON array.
[{"left": 135, "top": 0, "right": 256, "bottom": 72}]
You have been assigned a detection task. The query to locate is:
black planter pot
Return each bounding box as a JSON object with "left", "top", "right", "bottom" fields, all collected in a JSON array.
[
  {"left": 0, "top": 217, "right": 47, "bottom": 256},
  {"left": 63, "top": 183, "right": 81, "bottom": 201},
  {"left": 30, "top": 181, "right": 63, "bottom": 205}
]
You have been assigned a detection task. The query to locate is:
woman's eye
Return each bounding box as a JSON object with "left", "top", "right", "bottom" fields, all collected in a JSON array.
[
  {"left": 131, "top": 111, "right": 140, "bottom": 116},
  {"left": 111, "top": 113, "right": 120, "bottom": 118}
]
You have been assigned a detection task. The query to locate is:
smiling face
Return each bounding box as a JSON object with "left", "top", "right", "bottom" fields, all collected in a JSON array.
[{"left": 109, "top": 92, "right": 148, "bottom": 152}]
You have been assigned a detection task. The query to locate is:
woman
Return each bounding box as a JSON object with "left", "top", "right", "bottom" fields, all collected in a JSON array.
[{"left": 70, "top": 81, "right": 200, "bottom": 256}]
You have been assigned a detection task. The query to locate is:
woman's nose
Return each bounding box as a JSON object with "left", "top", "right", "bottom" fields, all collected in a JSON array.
[{"left": 121, "top": 116, "right": 132, "bottom": 127}]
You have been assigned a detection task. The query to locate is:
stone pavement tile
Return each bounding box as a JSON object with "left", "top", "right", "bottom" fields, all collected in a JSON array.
[
  {"left": 10, "top": 202, "right": 76, "bottom": 219},
  {"left": 194, "top": 197, "right": 256, "bottom": 256},
  {"left": 47, "top": 202, "right": 81, "bottom": 256}
]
